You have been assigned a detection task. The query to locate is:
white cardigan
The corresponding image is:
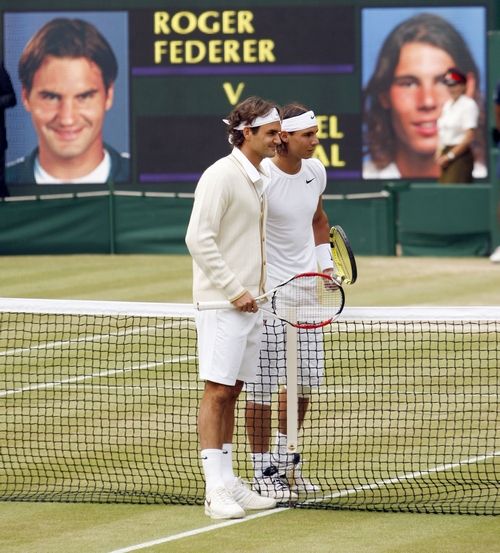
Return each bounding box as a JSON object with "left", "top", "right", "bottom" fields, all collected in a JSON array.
[{"left": 185, "top": 151, "right": 267, "bottom": 303}]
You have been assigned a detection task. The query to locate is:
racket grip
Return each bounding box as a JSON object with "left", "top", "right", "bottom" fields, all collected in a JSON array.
[{"left": 196, "top": 300, "right": 233, "bottom": 310}]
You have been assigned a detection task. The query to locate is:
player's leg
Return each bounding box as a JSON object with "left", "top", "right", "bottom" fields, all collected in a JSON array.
[
  {"left": 198, "top": 380, "right": 246, "bottom": 519},
  {"left": 245, "top": 315, "right": 276, "bottom": 469},
  {"left": 245, "top": 400, "right": 272, "bottom": 456},
  {"left": 271, "top": 327, "right": 323, "bottom": 494},
  {"left": 246, "top": 394, "right": 297, "bottom": 501},
  {"left": 199, "top": 380, "right": 240, "bottom": 487},
  {"left": 219, "top": 311, "right": 277, "bottom": 512},
  {"left": 246, "top": 319, "right": 297, "bottom": 501},
  {"left": 277, "top": 387, "right": 309, "bottom": 436},
  {"left": 220, "top": 379, "right": 245, "bottom": 487},
  {"left": 197, "top": 309, "right": 261, "bottom": 519}
]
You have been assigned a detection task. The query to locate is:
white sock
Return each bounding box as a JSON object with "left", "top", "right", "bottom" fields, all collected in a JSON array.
[
  {"left": 251, "top": 452, "right": 273, "bottom": 479},
  {"left": 221, "top": 443, "right": 238, "bottom": 488},
  {"left": 201, "top": 449, "right": 223, "bottom": 494}
]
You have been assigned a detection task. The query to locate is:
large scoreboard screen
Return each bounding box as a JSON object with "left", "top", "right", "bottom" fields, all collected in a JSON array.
[{"left": 1, "top": 0, "right": 490, "bottom": 196}]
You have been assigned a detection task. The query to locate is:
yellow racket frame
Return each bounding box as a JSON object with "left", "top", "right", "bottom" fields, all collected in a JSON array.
[{"left": 329, "top": 225, "right": 357, "bottom": 285}]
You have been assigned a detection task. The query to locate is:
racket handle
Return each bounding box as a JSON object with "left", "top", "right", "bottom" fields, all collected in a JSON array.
[{"left": 196, "top": 300, "right": 233, "bottom": 310}]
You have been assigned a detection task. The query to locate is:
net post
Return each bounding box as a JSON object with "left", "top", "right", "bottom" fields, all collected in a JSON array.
[{"left": 286, "top": 322, "right": 298, "bottom": 453}]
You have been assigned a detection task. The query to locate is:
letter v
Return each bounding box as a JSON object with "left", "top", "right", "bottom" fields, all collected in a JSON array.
[{"left": 222, "top": 82, "right": 245, "bottom": 105}]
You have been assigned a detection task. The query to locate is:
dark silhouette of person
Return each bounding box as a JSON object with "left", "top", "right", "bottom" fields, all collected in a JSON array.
[{"left": 0, "top": 62, "right": 17, "bottom": 196}]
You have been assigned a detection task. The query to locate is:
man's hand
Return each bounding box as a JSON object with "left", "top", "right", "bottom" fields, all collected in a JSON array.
[
  {"left": 232, "top": 291, "right": 258, "bottom": 313},
  {"left": 436, "top": 153, "right": 451, "bottom": 168},
  {"left": 322, "top": 267, "right": 342, "bottom": 288}
]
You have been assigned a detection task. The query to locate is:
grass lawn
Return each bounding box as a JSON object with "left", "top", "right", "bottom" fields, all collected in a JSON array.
[{"left": 0, "top": 255, "right": 498, "bottom": 553}]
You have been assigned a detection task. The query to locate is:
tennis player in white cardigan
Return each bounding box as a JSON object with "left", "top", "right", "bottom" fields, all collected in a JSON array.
[{"left": 185, "top": 96, "right": 281, "bottom": 520}]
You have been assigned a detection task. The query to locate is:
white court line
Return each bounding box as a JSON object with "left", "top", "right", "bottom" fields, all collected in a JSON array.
[
  {"left": 107, "top": 508, "right": 289, "bottom": 553},
  {"left": 0, "top": 324, "right": 165, "bottom": 357},
  {"left": 0, "top": 355, "right": 195, "bottom": 398},
  {"left": 0, "top": 322, "right": 197, "bottom": 398},
  {"left": 2, "top": 377, "right": 495, "bottom": 399},
  {"left": 306, "top": 450, "right": 500, "bottom": 503},
  {"left": 319, "top": 385, "right": 498, "bottom": 398},
  {"left": 73, "top": 382, "right": 204, "bottom": 391},
  {"left": 106, "top": 450, "right": 499, "bottom": 553}
]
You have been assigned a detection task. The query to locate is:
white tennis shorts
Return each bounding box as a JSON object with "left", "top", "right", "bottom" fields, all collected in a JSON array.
[
  {"left": 196, "top": 308, "right": 264, "bottom": 385},
  {"left": 246, "top": 318, "right": 325, "bottom": 404}
]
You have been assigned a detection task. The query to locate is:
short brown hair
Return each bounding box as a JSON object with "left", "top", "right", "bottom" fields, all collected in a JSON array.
[
  {"left": 225, "top": 96, "right": 279, "bottom": 148},
  {"left": 19, "top": 18, "right": 118, "bottom": 93}
]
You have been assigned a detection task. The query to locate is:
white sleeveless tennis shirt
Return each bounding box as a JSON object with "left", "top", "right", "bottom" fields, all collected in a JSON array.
[{"left": 262, "top": 157, "right": 327, "bottom": 289}]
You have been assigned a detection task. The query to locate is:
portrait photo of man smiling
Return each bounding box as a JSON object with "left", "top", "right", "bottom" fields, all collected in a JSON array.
[{"left": 5, "top": 13, "right": 129, "bottom": 187}]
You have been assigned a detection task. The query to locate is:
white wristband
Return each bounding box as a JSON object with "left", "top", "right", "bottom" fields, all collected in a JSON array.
[{"left": 315, "top": 243, "right": 334, "bottom": 272}]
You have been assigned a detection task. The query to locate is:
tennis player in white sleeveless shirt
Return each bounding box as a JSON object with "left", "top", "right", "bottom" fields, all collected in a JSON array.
[
  {"left": 246, "top": 107, "right": 334, "bottom": 500},
  {"left": 264, "top": 156, "right": 327, "bottom": 289}
]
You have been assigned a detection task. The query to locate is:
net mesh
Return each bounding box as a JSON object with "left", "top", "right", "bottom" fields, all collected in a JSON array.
[{"left": 0, "top": 299, "right": 498, "bottom": 514}]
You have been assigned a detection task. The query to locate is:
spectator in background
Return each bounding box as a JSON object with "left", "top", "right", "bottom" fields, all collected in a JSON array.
[
  {"left": 0, "top": 62, "right": 17, "bottom": 197},
  {"left": 490, "top": 81, "right": 500, "bottom": 263},
  {"left": 436, "top": 67, "right": 478, "bottom": 183},
  {"left": 363, "top": 13, "right": 486, "bottom": 180},
  {"left": 6, "top": 18, "right": 129, "bottom": 185}
]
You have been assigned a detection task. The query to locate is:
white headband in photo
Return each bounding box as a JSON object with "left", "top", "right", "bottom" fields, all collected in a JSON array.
[
  {"left": 281, "top": 110, "right": 317, "bottom": 132},
  {"left": 223, "top": 107, "right": 281, "bottom": 130}
]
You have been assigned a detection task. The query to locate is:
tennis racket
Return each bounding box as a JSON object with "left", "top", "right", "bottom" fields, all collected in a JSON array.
[
  {"left": 329, "top": 225, "right": 357, "bottom": 285},
  {"left": 196, "top": 272, "right": 344, "bottom": 329}
]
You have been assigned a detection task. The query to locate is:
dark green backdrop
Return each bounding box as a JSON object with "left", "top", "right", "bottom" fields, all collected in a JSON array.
[{"left": 0, "top": 0, "right": 498, "bottom": 256}]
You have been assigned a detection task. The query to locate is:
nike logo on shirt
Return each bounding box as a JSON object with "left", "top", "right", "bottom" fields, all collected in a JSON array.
[{"left": 306, "top": 178, "right": 315, "bottom": 183}]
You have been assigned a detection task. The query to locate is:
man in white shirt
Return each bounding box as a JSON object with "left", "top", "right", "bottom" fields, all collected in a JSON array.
[
  {"left": 490, "top": 81, "right": 500, "bottom": 263},
  {"left": 185, "top": 96, "right": 281, "bottom": 519},
  {"left": 436, "top": 67, "right": 479, "bottom": 183},
  {"left": 245, "top": 104, "right": 334, "bottom": 500}
]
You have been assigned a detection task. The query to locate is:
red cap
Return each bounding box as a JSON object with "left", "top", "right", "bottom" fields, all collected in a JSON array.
[{"left": 444, "top": 68, "right": 466, "bottom": 85}]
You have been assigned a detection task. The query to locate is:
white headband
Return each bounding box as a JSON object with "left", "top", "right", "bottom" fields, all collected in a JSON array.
[
  {"left": 281, "top": 110, "right": 317, "bottom": 132},
  {"left": 223, "top": 107, "right": 281, "bottom": 130}
]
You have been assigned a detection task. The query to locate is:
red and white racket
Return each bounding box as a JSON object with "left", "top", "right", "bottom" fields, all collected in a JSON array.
[{"left": 196, "top": 272, "right": 344, "bottom": 329}]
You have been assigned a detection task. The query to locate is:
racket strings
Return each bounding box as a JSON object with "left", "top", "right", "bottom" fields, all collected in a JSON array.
[
  {"left": 333, "top": 241, "right": 353, "bottom": 282},
  {"left": 273, "top": 274, "right": 343, "bottom": 327}
]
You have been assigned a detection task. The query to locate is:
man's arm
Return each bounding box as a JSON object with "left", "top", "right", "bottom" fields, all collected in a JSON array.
[
  {"left": 312, "top": 196, "right": 334, "bottom": 273},
  {"left": 185, "top": 172, "right": 248, "bottom": 304},
  {"left": 438, "top": 128, "right": 476, "bottom": 168},
  {"left": 312, "top": 196, "right": 330, "bottom": 245}
]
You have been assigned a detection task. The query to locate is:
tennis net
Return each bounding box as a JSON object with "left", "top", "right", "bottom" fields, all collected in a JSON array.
[{"left": 0, "top": 298, "right": 498, "bottom": 514}]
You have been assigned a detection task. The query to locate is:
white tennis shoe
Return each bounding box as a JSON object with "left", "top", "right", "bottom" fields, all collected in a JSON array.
[
  {"left": 271, "top": 451, "right": 301, "bottom": 475},
  {"left": 253, "top": 465, "right": 298, "bottom": 502},
  {"left": 204, "top": 486, "right": 245, "bottom": 519},
  {"left": 490, "top": 246, "right": 500, "bottom": 263},
  {"left": 272, "top": 453, "right": 320, "bottom": 494},
  {"left": 228, "top": 477, "right": 277, "bottom": 510},
  {"left": 290, "top": 472, "right": 320, "bottom": 494}
]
